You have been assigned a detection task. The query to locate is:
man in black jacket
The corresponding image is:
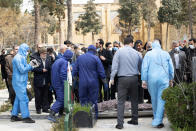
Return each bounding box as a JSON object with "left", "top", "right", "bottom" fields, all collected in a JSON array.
[
  {"left": 32, "top": 47, "right": 52, "bottom": 114},
  {"left": 96, "top": 39, "right": 113, "bottom": 102},
  {"left": 186, "top": 38, "right": 196, "bottom": 83}
]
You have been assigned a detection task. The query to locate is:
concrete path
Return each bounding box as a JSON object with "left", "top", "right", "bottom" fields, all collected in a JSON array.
[
  {"left": 0, "top": 89, "right": 53, "bottom": 131},
  {"left": 79, "top": 117, "right": 172, "bottom": 131}
]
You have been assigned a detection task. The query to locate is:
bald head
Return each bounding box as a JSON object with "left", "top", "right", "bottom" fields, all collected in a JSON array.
[{"left": 60, "top": 44, "right": 67, "bottom": 54}]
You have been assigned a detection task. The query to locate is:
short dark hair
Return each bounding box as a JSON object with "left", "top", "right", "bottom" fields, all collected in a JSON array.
[
  {"left": 105, "top": 42, "right": 112, "bottom": 48},
  {"left": 126, "top": 35, "right": 134, "bottom": 40},
  {"left": 124, "top": 37, "right": 133, "bottom": 45},
  {"left": 193, "top": 38, "right": 196, "bottom": 43},
  {"left": 64, "top": 40, "right": 72, "bottom": 45},
  {"left": 98, "top": 39, "right": 104, "bottom": 46},
  {"left": 81, "top": 47, "right": 87, "bottom": 53}
]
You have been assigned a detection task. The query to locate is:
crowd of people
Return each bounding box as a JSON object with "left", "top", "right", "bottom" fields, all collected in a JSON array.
[{"left": 0, "top": 36, "right": 195, "bottom": 128}]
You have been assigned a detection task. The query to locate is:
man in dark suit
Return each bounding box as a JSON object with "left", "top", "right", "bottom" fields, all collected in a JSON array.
[{"left": 32, "top": 47, "right": 52, "bottom": 114}]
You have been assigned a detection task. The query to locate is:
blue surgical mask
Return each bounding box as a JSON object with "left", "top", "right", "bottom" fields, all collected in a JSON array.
[
  {"left": 179, "top": 46, "right": 182, "bottom": 49},
  {"left": 113, "top": 47, "right": 118, "bottom": 51},
  {"left": 189, "top": 45, "right": 195, "bottom": 49},
  {"left": 97, "top": 48, "right": 100, "bottom": 52}
]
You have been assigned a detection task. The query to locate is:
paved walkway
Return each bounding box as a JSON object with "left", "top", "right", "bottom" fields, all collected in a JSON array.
[
  {"left": 0, "top": 89, "right": 52, "bottom": 131},
  {"left": 79, "top": 117, "right": 172, "bottom": 131}
]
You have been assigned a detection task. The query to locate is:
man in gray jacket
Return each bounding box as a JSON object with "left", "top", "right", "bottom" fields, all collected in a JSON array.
[
  {"left": 110, "top": 36, "right": 142, "bottom": 129},
  {"left": 169, "top": 41, "right": 187, "bottom": 84}
]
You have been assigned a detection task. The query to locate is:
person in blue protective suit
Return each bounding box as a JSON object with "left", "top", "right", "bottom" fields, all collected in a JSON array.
[
  {"left": 48, "top": 50, "right": 73, "bottom": 122},
  {"left": 11, "top": 43, "right": 40, "bottom": 123},
  {"left": 72, "top": 45, "right": 107, "bottom": 119},
  {"left": 141, "top": 40, "right": 174, "bottom": 128}
]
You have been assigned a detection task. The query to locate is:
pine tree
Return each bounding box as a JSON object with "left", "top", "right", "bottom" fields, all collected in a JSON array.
[
  {"left": 75, "top": 0, "right": 102, "bottom": 44},
  {"left": 158, "top": 0, "right": 182, "bottom": 49},
  {"left": 141, "top": 0, "right": 157, "bottom": 41},
  {"left": 118, "top": 0, "right": 140, "bottom": 36}
]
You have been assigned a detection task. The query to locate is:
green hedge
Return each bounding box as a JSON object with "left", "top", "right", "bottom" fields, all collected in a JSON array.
[{"left": 162, "top": 83, "right": 196, "bottom": 130}]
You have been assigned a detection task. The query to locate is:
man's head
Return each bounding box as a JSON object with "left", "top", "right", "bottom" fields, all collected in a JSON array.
[
  {"left": 64, "top": 40, "right": 72, "bottom": 47},
  {"left": 96, "top": 39, "right": 104, "bottom": 48},
  {"left": 37, "top": 44, "right": 43, "bottom": 53},
  {"left": 60, "top": 44, "right": 67, "bottom": 54},
  {"left": 189, "top": 38, "right": 196, "bottom": 47},
  {"left": 39, "top": 47, "right": 47, "bottom": 60},
  {"left": 172, "top": 41, "right": 179, "bottom": 49},
  {"left": 105, "top": 42, "right": 112, "bottom": 50},
  {"left": 13, "top": 45, "right": 19, "bottom": 55},
  {"left": 124, "top": 37, "right": 134, "bottom": 47},
  {"left": 113, "top": 41, "right": 120, "bottom": 49},
  {"left": 134, "top": 40, "right": 143, "bottom": 51},
  {"left": 1, "top": 49, "right": 5, "bottom": 55}
]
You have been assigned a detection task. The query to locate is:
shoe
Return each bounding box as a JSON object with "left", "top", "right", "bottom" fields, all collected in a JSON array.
[
  {"left": 43, "top": 109, "right": 49, "bottom": 113},
  {"left": 127, "top": 120, "right": 138, "bottom": 125},
  {"left": 47, "top": 110, "right": 57, "bottom": 122},
  {"left": 11, "top": 116, "right": 22, "bottom": 122},
  {"left": 154, "top": 123, "right": 164, "bottom": 128},
  {"left": 36, "top": 110, "right": 41, "bottom": 114},
  {"left": 22, "top": 117, "right": 35, "bottom": 123},
  {"left": 115, "top": 124, "right": 123, "bottom": 129}
]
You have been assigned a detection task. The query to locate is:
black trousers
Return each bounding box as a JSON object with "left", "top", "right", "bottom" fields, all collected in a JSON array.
[
  {"left": 117, "top": 76, "right": 138, "bottom": 125},
  {"left": 99, "top": 79, "right": 109, "bottom": 102},
  {"left": 34, "top": 85, "right": 49, "bottom": 111},
  {"left": 110, "top": 76, "right": 118, "bottom": 100},
  {"left": 7, "top": 78, "right": 15, "bottom": 106}
]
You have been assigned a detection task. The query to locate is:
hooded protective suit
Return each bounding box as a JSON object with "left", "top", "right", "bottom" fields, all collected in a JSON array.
[
  {"left": 51, "top": 50, "right": 73, "bottom": 113},
  {"left": 11, "top": 43, "right": 33, "bottom": 118},
  {"left": 72, "top": 45, "right": 106, "bottom": 118},
  {"left": 141, "top": 40, "right": 174, "bottom": 126}
]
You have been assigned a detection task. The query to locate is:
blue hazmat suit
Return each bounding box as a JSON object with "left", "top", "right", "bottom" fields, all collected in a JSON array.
[
  {"left": 51, "top": 50, "right": 73, "bottom": 113},
  {"left": 11, "top": 43, "right": 33, "bottom": 118},
  {"left": 141, "top": 41, "right": 174, "bottom": 126},
  {"left": 72, "top": 45, "right": 106, "bottom": 118}
]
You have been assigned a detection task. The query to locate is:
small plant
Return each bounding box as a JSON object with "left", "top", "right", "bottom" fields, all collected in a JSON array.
[
  {"left": 162, "top": 83, "right": 196, "bottom": 130},
  {"left": 52, "top": 116, "right": 64, "bottom": 131},
  {"left": 52, "top": 116, "right": 78, "bottom": 131},
  {"left": 73, "top": 103, "right": 91, "bottom": 116},
  {"left": 0, "top": 102, "right": 12, "bottom": 112}
]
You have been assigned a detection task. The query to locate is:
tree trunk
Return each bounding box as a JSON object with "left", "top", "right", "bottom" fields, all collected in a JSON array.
[
  {"left": 128, "top": 21, "right": 131, "bottom": 35},
  {"left": 67, "top": 0, "right": 72, "bottom": 41},
  {"left": 166, "top": 23, "right": 169, "bottom": 50},
  {"left": 92, "top": 32, "right": 95, "bottom": 44},
  {"left": 147, "top": 24, "right": 151, "bottom": 41},
  {"left": 58, "top": 17, "right": 62, "bottom": 45},
  {"left": 34, "top": 0, "right": 41, "bottom": 46},
  {"left": 188, "top": 0, "right": 193, "bottom": 38}
]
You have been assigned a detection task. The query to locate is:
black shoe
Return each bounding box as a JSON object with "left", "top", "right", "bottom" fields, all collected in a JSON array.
[
  {"left": 43, "top": 109, "right": 49, "bottom": 113},
  {"left": 155, "top": 123, "right": 164, "bottom": 128},
  {"left": 22, "top": 117, "right": 35, "bottom": 123},
  {"left": 115, "top": 124, "right": 123, "bottom": 129},
  {"left": 36, "top": 110, "right": 41, "bottom": 114},
  {"left": 127, "top": 120, "right": 138, "bottom": 125},
  {"left": 11, "top": 116, "right": 22, "bottom": 122}
]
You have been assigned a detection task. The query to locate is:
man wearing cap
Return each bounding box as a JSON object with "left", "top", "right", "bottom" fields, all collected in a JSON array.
[
  {"left": 72, "top": 45, "right": 107, "bottom": 118},
  {"left": 32, "top": 47, "right": 52, "bottom": 114}
]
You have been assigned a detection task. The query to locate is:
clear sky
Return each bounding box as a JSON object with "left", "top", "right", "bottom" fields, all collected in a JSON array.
[{"left": 21, "top": 0, "right": 115, "bottom": 12}]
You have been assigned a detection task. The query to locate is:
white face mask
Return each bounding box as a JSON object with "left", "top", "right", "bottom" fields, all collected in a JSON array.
[
  {"left": 109, "top": 48, "right": 112, "bottom": 51},
  {"left": 175, "top": 47, "right": 180, "bottom": 52},
  {"left": 189, "top": 45, "right": 195, "bottom": 49}
]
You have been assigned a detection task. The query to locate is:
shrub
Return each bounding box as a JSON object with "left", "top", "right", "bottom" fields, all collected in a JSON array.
[
  {"left": 162, "top": 83, "right": 196, "bottom": 129},
  {"left": 73, "top": 103, "right": 91, "bottom": 116}
]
